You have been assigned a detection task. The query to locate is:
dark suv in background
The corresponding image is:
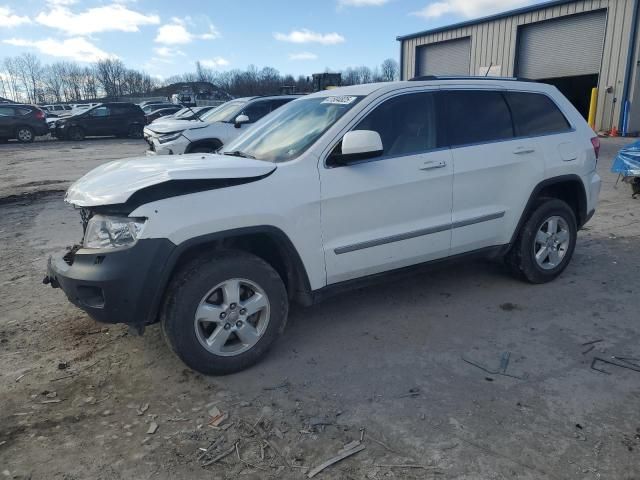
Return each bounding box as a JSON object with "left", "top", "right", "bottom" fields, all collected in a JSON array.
[
  {"left": 52, "top": 102, "right": 145, "bottom": 141},
  {"left": 0, "top": 104, "right": 49, "bottom": 143}
]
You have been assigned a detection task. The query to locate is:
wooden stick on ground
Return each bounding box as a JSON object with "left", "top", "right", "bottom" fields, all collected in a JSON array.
[{"left": 307, "top": 444, "right": 365, "bottom": 478}]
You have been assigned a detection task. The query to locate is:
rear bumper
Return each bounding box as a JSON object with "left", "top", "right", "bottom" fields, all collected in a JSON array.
[{"left": 46, "top": 239, "right": 175, "bottom": 327}]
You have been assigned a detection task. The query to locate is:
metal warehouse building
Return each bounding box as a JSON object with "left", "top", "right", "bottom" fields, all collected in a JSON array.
[{"left": 397, "top": 0, "right": 640, "bottom": 133}]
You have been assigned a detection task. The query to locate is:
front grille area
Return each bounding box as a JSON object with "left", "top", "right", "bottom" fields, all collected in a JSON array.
[{"left": 63, "top": 244, "right": 81, "bottom": 266}]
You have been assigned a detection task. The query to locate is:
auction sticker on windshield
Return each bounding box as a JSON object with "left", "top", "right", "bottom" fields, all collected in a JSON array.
[{"left": 321, "top": 96, "right": 358, "bottom": 105}]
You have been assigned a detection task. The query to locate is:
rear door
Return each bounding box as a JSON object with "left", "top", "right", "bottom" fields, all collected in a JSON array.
[
  {"left": 0, "top": 106, "right": 16, "bottom": 136},
  {"left": 320, "top": 90, "right": 453, "bottom": 284},
  {"left": 442, "top": 89, "right": 545, "bottom": 254},
  {"left": 84, "top": 106, "right": 111, "bottom": 135}
]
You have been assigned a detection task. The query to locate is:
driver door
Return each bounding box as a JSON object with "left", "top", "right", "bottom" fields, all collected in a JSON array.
[
  {"left": 319, "top": 90, "right": 453, "bottom": 284},
  {"left": 85, "top": 106, "right": 111, "bottom": 135}
]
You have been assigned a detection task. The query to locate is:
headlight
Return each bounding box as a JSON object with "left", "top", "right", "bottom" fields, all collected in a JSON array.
[
  {"left": 158, "top": 131, "right": 184, "bottom": 144},
  {"left": 83, "top": 215, "right": 146, "bottom": 250}
]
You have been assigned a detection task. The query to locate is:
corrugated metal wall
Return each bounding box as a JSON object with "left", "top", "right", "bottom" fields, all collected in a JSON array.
[{"left": 400, "top": 0, "right": 637, "bottom": 131}]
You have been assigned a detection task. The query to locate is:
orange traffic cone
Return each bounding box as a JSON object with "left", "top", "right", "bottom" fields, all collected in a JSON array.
[{"left": 610, "top": 126, "right": 619, "bottom": 137}]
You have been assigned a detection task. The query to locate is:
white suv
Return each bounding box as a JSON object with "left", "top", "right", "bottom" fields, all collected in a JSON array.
[
  {"left": 143, "top": 96, "right": 298, "bottom": 155},
  {"left": 46, "top": 78, "right": 601, "bottom": 375}
]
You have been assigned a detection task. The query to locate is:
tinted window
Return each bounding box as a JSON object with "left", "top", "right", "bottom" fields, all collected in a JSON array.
[
  {"left": 241, "top": 101, "right": 271, "bottom": 123},
  {"left": 89, "top": 106, "right": 110, "bottom": 117},
  {"left": 506, "top": 92, "right": 571, "bottom": 136},
  {"left": 354, "top": 92, "right": 438, "bottom": 157},
  {"left": 0, "top": 107, "right": 14, "bottom": 116},
  {"left": 16, "top": 107, "right": 32, "bottom": 115},
  {"left": 269, "top": 99, "right": 292, "bottom": 111},
  {"left": 444, "top": 91, "right": 513, "bottom": 146}
]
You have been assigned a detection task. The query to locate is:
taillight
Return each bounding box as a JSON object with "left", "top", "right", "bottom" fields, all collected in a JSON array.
[
  {"left": 591, "top": 137, "right": 600, "bottom": 160},
  {"left": 34, "top": 110, "right": 45, "bottom": 120}
]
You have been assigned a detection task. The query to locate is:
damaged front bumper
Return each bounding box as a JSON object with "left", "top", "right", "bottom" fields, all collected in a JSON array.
[{"left": 45, "top": 238, "right": 176, "bottom": 328}]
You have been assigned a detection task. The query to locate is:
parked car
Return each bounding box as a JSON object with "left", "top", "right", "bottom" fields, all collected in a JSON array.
[
  {"left": 141, "top": 103, "right": 176, "bottom": 114},
  {"left": 145, "top": 106, "right": 183, "bottom": 124},
  {"left": 149, "top": 106, "right": 217, "bottom": 126},
  {"left": 143, "top": 95, "right": 299, "bottom": 155},
  {"left": 52, "top": 102, "right": 146, "bottom": 140},
  {"left": 42, "top": 104, "right": 73, "bottom": 114},
  {"left": 46, "top": 78, "right": 601, "bottom": 375},
  {"left": 0, "top": 104, "right": 49, "bottom": 143}
]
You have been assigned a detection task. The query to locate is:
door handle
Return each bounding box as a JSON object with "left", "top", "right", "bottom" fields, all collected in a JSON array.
[
  {"left": 513, "top": 146, "right": 536, "bottom": 155},
  {"left": 420, "top": 160, "right": 447, "bottom": 171}
]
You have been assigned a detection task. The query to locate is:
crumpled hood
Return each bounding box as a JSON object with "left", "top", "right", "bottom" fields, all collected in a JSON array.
[
  {"left": 145, "top": 119, "right": 208, "bottom": 134},
  {"left": 65, "top": 154, "right": 276, "bottom": 207}
]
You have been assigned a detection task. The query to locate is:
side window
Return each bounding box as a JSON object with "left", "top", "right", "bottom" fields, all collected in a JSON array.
[
  {"left": 0, "top": 107, "right": 15, "bottom": 116},
  {"left": 269, "top": 99, "right": 291, "bottom": 112},
  {"left": 506, "top": 92, "right": 571, "bottom": 137},
  {"left": 16, "top": 108, "right": 32, "bottom": 115},
  {"left": 443, "top": 91, "right": 514, "bottom": 146},
  {"left": 89, "top": 106, "right": 110, "bottom": 117},
  {"left": 353, "top": 92, "right": 438, "bottom": 157},
  {"left": 241, "top": 101, "right": 271, "bottom": 123}
]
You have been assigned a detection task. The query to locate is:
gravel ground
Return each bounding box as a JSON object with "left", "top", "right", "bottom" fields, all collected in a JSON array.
[{"left": 0, "top": 137, "right": 639, "bottom": 479}]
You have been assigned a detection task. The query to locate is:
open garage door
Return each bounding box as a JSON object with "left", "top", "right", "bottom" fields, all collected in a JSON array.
[
  {"left": 517, "top": 11, "right": 606, "bottom": 118},
  {"left": 416, "top": 38, "right": 471, "bottom": 77}
]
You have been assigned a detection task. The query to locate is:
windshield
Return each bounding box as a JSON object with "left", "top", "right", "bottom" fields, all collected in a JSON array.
[
  {"left": 220, "top": 96, "right": 363, "bottom": 163},
  {"left": 199, "top": 100, "right": 246, "bottom": 123},
  {"left": 172, "top": 108, "right": 190, "bottom": 118}
]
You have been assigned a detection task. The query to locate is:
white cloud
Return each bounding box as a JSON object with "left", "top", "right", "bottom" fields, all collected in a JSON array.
[
  {"left": 274, "top": 29, "right": 345, "bottom": 45},
  {"left": 0, "top": 6, "right": 31, "bottom": 27},
  {"left": 35, "top": 4, "right": 159, "bottom": 35},
  {"left": 199, "top": 57, "right": 229, "bottom": 68},
  {"left": 289, "top": 52, "right": 318, "bottom": 61},
  {"left": 155, "top": 17, "right": 220, "bottom": 45},
  {"left": 412, "top": 0, "right": 532, "bottom": 19},
  {"left": 3, "top": 37, "right": 116, "bottom": 62},
  {"left": 338, "top": 0, "right": 388, "bottom": 6},
  {"left": 153, "top": 46, "right": 185, "bottom": 58}
]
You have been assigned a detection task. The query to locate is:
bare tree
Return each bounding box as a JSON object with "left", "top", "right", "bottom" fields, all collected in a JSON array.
[{"left": 381, "top": 58, "right": 399, "bottom": 82}]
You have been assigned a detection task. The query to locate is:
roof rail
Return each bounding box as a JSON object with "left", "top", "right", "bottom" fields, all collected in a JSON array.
[{"left": 409, "top": 75, "right": 536, "bottom": 82}]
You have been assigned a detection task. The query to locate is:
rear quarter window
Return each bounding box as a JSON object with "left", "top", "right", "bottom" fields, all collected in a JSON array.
[
  {"left": 442, "top": 90, "right": 514, "bottom": 146},
  {"left": 506, "top": 92, "right": 571, "bottom": 137}
]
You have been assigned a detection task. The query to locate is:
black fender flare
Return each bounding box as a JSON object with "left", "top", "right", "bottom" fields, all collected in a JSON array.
[
  {"left": 509, "top": 174, "right": 588, "bottom": 246},
  {"left": 144, "top": 225, "right": 313, "bottom": 326}
]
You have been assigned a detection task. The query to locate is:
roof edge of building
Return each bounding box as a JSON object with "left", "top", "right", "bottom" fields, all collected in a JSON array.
[{"left": 396, "top": 0, "right": 577, "bottom": 41}]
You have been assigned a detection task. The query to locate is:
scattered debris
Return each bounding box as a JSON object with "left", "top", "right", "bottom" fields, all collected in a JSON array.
[
  {"left": 14, "top": 371, "right": 29, "bottom": 382},
  {"left": 582, "top": 345, "right": 596, "bottom": 355},
  {"left": 461, "top": 352, "right": 526, "bottom": 380},
  {"left": 263, "top": 380, "right": 290, "bottom": 391},
  {"left": 146, "top": 422, "right": 159, "bottom": 435},
  {"left": 591, "top": 357, "right": 640, "bottom": 374},
  {"left": 582, "top": 339, "right": 604, "bottom": 346},
  {"left": 307, "top": 442, "right": 365, "bottom": 478},
  {"left": 136, "top": 402, "right": 149, "bottom": 416},
  {"left": 398, "top": 387, "right": 421, "bottom": 398},
  {"left": 201, "top": 445, "right": 235, "bottom": 467},
  {"left": 40, "top": 399, "right": 61, "bottom": 404},
  {"left": 57, "top": 361, "right": 69, "bottom": 370},
  {"left": 0, "top": 441, "right": 6, "bottom": 447},
  {"left": 208, "top": 406, "right": 228, "bottom": 427},
  {"left": 375, "top": 463, "right": 441, "bottom": 471},
  {"left": 499, "top": 302, "right": 521, "bottom": 311}
]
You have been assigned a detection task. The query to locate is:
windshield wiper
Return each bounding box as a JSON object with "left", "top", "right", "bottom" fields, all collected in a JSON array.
[
  {"left": 185, "top": 106, "right": 204, "bottom": 122},
  {"left": 223, "top": 150, "right": 256, "bottom": 159}
]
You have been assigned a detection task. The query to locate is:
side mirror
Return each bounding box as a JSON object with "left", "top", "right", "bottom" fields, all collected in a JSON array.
[
  {"left": 234, "top": 114, "right": 249, "bottom": 128},
  {"left": 327, "top": 130, "right": 383, "bottom": 167}
]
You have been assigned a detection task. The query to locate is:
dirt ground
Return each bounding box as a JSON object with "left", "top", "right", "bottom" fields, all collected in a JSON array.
[{"left": 1, "top": 137, "right": 639, "bottom": 480}]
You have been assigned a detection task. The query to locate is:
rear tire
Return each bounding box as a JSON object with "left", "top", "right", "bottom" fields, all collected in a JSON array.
[
  {"left": 128, "top": 125, "right": 143, "bottom": 139},
  {"left": 16, "top": 126, "right": 34, "bottom": 143},
  {"left": 161, "top": 250, "right": 288, "bottom": 375},
  {"left": 506, "top": 198, "right": 577, "bottom": 284},
  {"left": 67, "top": 127, "right": 85, "bottom": 141}
]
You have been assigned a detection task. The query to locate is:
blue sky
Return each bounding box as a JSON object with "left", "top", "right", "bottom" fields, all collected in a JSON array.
[{"left": 0, "top": 0, "right": 543, "bottom": 78}]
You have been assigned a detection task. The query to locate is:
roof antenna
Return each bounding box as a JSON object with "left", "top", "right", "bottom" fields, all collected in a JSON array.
[{"left": 484, "top": 62, "right": 493, "bottom": 77}]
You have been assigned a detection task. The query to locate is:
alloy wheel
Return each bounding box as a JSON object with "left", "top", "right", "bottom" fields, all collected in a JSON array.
[
  {"left": 193, "top": 278, "right": 270, "bottom": 357},
  {"left": 533, "top": 215, "right": 570, "bottom": 270}
]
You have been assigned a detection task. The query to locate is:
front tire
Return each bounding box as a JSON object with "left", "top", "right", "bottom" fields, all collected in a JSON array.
[
  {"left": 161, "top": 250, "right": 288, "bottom": 375},
  {"left": 16, "top": 126, "right": 34, "bottom": 143},
  {"left": 67, "top": 127, "right": 85, "bottom": 141},
  {"left": 506, "top": 198, "right": 577, "bottom": 284},
  {"left": 128, "top": 125, "right": 143, "bottom": 139}
]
